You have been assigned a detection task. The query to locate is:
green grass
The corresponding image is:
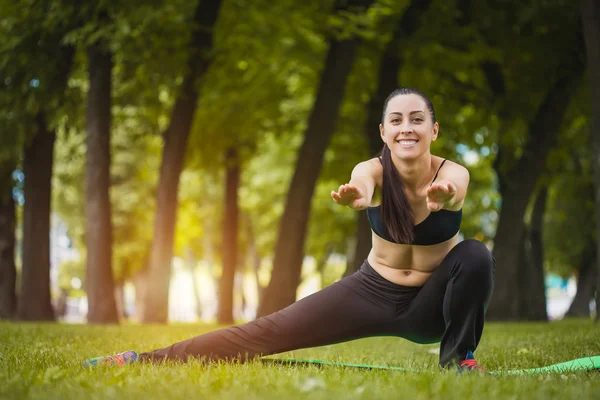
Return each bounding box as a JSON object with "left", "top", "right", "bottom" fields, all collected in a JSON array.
[{"left": 1, "top": 319, "right": 599, "bottom": 399}]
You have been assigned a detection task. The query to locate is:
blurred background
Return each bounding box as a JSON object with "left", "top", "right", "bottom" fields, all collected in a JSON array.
[{"left": 0, "top": 0, "right": 598, "bottom": 326}]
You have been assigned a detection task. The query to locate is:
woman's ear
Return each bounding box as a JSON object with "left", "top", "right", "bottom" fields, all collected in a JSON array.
[
  {"left": 379, "top": 124, "right": 385, "bottom": 142},
  {"left": 431, "top": 122, "right": 439, "bottom": 141}
]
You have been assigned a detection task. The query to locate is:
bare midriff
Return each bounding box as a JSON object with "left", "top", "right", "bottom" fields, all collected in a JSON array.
[{"left": 367, "top": 232, "right": 459, "bottom": 287}]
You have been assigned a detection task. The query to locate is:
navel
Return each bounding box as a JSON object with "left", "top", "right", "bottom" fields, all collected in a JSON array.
[{"left": 403, "top": 270, "right": 412, "bottom": 276}]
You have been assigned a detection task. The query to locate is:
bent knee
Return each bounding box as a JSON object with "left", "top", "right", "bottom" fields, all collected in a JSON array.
[{"left": 455, "top": 239, "right": 495, "bottom": 276}]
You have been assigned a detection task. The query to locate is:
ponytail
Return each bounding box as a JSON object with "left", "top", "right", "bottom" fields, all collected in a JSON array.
[{"left": 380, "top": 145, "right": 415, "bottom": 244}]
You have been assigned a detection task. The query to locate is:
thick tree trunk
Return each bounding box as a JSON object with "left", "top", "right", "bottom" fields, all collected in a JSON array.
[
  {"left": 142, "top": 0, "right": 222, "bottom": 324},
  {"left": 257, "top": 0, "right": 375, "bottom": 318},
  {"left": 218, "top": 148, "right": 240, "bottom": 324},
  {"left": 0, "top": 165, "right": 17, "bottom": 319},
  {"left": 566, "top": 246, "right": 596, "bottom": 317},
  {"left": 487, "top": 46, "right": 585, "bottom": 320},
  {"left": 349, "top": 0, "right": 434, "bottom": 277},
  {"left": 85, "top": 43, "right": 118, "bottom": 324},
  {"left": 580, "top": 0, "right": 600, "bottom": 322},
  {"left": 523, "top": 186, "right": 548, "bottom": 321},
  {"left": 17, "top": 115, "right": 56, "bottom": 321}
]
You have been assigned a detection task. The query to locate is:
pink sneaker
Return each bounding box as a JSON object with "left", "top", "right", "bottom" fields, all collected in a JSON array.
[{"left": 82, "top": 350, "right": 138, "bottom": 367}]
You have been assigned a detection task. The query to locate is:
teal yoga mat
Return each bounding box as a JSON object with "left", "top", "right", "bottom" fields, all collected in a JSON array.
[{"left": 262, "top": 355, "right": 600, "bottom": 375}]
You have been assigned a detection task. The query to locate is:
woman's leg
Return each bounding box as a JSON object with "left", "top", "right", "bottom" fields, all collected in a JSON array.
[
  {"left": 393, "top": 239, "right": 495, "bottom": 367},
  {"left": 139, "top": 261, "right": 401, "bottom": 363}
]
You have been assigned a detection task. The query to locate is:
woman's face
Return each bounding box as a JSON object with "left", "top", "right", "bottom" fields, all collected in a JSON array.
[{"left": 379, "top": 94, "right": 439, "bottom": 160}]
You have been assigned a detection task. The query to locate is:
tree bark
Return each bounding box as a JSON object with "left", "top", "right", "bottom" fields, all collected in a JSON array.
[
  {"left": 85, "top": 42, "right": 118, "bottom": 324},
  {"left": 523, "top": 186, "right": 548, "bottom": 320},
  {"left": 218, "top": 148, "right": 240, "bottom": 324},
  {"left": 16, "top": 114, "right": 56, "bottom": 321},
  {"left": 580, "top": 0, "right": 600, "bottom": 322},
  {"left": 487, "top": 44, "right": 585, "bottom": 320},
  {"left": 0, "top": 165, "right": 17, "bottom": 319},
  {"left": 349, "top": 0, "right": 434, "bottom": 277},
  {"left": 142, "top": 0, "right": 223, "bottom": 324},
  {"left": 566, "top": 245, "right": 596, "bottom": 317},
  {"left": 257, "top": 0, "right": 376, "bottom": 318}
]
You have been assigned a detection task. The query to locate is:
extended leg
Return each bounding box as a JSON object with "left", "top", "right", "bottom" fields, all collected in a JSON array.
[{"left": 139, "top": 265, "right": 397, "bottom": 363}]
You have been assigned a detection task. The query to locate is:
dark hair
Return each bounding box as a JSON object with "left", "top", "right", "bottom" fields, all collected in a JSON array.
[
  {"left": 379, "top": 88, "right": 436, "bottom": 244},
  {"left": 381, "top": 88, "right": 436, "bottom": 124}
]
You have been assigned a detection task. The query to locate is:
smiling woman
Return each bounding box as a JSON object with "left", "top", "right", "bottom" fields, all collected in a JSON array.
[{"left": 83, "top": 89, "right": 494, "bottom": 374}]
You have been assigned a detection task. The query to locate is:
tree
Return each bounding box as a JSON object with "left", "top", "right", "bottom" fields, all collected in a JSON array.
[
  {"left": 346, "top": 0, "right": 434, "bottom": 277},
  {"left": 85, "top": 36, "right": 119, "bottom": 324},
  {"left": 580, "top": 0, "right": 600, "bottom": 322},
  {"left": 218, "top": 148, "right": 240, "bottom": 324},
  {"left": 142, "top": 0, "right": 224, "bottom": 323},
  {"left": 257, "top": 0, "right": 376, "bottom": 317},
  {"left": 1, "top": 1, "right": 77, "bottom": 321}
]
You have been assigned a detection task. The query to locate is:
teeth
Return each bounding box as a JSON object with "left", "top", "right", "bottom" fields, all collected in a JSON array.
[{"left": 399, "top": 140, "right": 417, "bottom": 146}]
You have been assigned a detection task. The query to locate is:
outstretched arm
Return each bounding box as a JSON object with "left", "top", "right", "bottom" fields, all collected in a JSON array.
[
  {"left": 331, "top": 160, "right": 378, "bottom": 210},
  {"left": 426, "top": 162, "right": 470, "bottom": 212}
]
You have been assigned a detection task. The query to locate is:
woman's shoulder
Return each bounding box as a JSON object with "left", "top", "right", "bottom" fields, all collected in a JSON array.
[
  {"left": 351, "top": 157, "right": 383, "bottom": 184},
  {"left": 435, "top": 157, "right": 469, "bottom": 178}
]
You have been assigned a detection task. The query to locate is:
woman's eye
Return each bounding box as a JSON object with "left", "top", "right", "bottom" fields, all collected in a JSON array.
[
  {"left": 412, "top": 118, "right": 423, "bottom": 122},
  {"left": 391, "top": 119, "right": 400, "bottom": 123}
]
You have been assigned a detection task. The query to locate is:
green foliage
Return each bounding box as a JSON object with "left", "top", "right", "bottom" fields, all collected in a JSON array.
[{"left": 543, "top": 90, "right": 595, "bottom": 277}]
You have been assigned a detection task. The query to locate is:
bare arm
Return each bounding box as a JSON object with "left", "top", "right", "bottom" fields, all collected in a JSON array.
[
  {"left": 331, "top": 159, "right": 378, "bottom": 210},
  {"left": 426, "top": 162, "right": 470, "bottom": 211}
]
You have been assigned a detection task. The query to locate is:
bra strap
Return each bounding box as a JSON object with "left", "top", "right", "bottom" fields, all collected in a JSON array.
[{"left": 430, "top": 159, "right": 447, "bottom": 186}]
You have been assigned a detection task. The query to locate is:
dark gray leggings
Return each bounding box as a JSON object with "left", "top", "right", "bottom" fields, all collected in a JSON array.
[{"left": 140, "top": 239, "right": 495, "bottom": 367}]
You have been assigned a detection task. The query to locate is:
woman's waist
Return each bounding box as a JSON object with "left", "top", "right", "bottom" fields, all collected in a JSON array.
[{"left": 366, "top": 253, "right": 438, "bottom": 287}]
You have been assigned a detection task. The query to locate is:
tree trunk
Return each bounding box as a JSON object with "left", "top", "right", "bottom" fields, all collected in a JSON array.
[
  {"left": 218, "top": 148, "right": 240, "bottom": 324},
  {"left": 487, "top": 46, "right": 585, "bottom": 320},
  {"left": 244, "top": 213, "right": 264, "bottom": 305},
  {"left": 345, "top": 211, "right": 371, "bottom": 277},
  {"left": 142, "top": 0, "right": 223, "bottom": 324},
  {"left": 133, "top": 267, "right": 148, "bottom": 321},
  {"left": 566, "top": 246, "right": 596, "bottom": 317},
  {"left": 114, "top": 284, "right": 125, "bottom": 320},
  {"left": 85, "top": 43, "right": 118, "bottom": 324},
  {"left": 185, "top": 247, "right": 203, "bottom": 319},
  {"left": 316, "top": 244, "right": 334, "bottom": 289},
  {"left": 257, "top": 0, "right": 375, "bottom": 318},
  {"left": 349, "top": 0, "right": 434, "bottom": 277},
  {"left": 17, "top": 115, "right": 56, "bottom": 321},
  {"left": 580, "top": 0, "right": 600, "bottom": 322},
  {"left": 523, "top": 186, "right": 548, "bottom": 321},
  {"left": 0, "top": 165, "right": 17, "bottom": 319}
]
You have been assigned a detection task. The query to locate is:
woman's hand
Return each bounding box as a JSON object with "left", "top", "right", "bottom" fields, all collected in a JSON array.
[
  {"left": 331, "top": 184, "right": 368, "bottom": 209},
  {"left": 426, "top": 182, "right": 457, "bottom": 211}
]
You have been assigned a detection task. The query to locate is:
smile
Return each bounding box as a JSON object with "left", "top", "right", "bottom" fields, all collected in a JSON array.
[{"left": 397, "top": 140, "right": 418, "bottom": 147}]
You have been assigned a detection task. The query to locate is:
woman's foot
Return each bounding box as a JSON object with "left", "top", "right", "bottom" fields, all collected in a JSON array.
[
  {"left": 82, "top": 350, "right": 139, "bottom": 367},
  {"left": 457, "top": 350, "right": 487, "bottom": 374}
]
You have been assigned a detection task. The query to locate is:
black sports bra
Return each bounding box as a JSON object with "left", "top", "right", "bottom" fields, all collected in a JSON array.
[{"left": 366, "top": 159, "right": 462, "bottom": 245}]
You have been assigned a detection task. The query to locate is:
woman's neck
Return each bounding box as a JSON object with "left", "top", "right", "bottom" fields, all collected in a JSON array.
[{"left": 391, "top": 152, "right": 434, "bottom": 191}]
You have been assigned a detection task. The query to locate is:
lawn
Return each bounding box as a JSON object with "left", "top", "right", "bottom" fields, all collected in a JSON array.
[{"left": 1, "top": 319, "right": 599, "bottom": 399}]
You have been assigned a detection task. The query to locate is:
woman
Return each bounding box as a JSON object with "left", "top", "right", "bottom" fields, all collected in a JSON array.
[{"left": 83, "top": 88, "right": 494, "bottom": 372}]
